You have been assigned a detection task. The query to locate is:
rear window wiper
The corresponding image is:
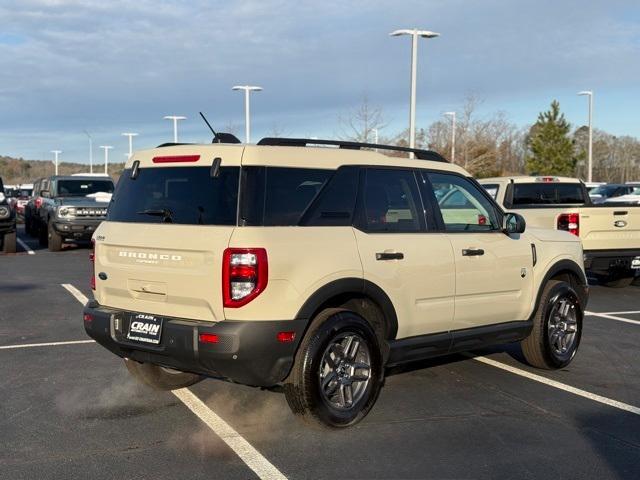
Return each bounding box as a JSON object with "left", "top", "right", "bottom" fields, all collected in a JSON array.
[{"left": 136, "top": 208, "right": 173, "bottom": 223}]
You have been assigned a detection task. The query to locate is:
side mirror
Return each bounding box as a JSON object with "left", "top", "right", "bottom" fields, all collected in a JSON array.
[{"left": 504, "top": 212, "right": 526, "bottom": 234}]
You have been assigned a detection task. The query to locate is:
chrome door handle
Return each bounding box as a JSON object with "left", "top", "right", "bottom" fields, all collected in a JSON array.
[{"left": 462, "top": 248, "right": 485, "bottom": 256}]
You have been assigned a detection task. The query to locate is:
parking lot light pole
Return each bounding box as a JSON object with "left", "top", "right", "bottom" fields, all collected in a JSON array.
[
  {"left": 164, "top": 116, "right": 186, "bottom": 143},
  {"left": 99, "top": 145, "right": 113, "bottom": 175},
  {"left": 83, "top": 130, "right": 93, "bottom": 174},
  {"left": 444, "top": 111, "right": 456, "bottom": 163},
  {"left": 232, "top": 85, "right": 263, "bottom": 143},
  {"left": 51, "top": 150, "right": 62, "bottom": 176},
  {"left": 390, "top": 28, "right": 440, "bottom": 159},
  {"left": 577, "top": 91, "right": 593, "bottom": 183},
  {"left": 122, "top": 132, "right": 139, "bottom": 160}
]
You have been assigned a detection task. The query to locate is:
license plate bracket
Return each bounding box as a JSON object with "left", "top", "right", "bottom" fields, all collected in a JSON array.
[{"left": 126, "top": 313, "right": 164, "bottom": 345}]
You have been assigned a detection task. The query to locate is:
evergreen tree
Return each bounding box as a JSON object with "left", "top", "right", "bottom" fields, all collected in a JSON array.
[{"left": 525, "top": 100, "right": 577, "bottom": 175}]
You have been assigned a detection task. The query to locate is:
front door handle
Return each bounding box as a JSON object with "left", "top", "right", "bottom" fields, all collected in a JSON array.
[
  {"left": 462, "top": 248, "right": 485, "bottom": 256},
  {"left": 376, "top": 252, "right": 404, "bottom": 261}
]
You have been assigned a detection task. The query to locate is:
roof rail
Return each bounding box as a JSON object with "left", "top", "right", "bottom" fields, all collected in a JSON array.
[{"left": 256, "top": 137, "right": 448, "bottom": 162}]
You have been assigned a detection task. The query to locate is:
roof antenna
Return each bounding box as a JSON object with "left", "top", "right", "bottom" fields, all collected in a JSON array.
[{"left": 199, "top": 112, "right": 218, "bottom": 141}]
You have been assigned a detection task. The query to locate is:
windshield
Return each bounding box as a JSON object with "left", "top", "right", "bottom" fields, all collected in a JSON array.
[
  {"left": 107, "top": 166, "right": 239, "bottom": 225},
  {"left": 56, "top": 179, "right": 114, "bottom": 196},
  {"left": 590, "top": 185, "right": 620, "bottom": 197}
]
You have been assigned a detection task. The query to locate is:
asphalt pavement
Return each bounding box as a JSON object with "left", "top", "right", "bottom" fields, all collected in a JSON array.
[{"left": 1, "top": 225, "right": 639, "bottom": 479}]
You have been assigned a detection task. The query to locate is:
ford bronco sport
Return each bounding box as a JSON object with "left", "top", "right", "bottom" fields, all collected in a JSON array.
[
  {"left": 84, "top": 138, "right": 589, "bottom": 428},
  {"left": 480, "top": 176, "right": 640, "bottom": 287}
]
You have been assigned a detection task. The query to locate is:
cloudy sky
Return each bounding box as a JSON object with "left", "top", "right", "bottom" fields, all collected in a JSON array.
[{"left": 1, "top": 0, "right": 639, "bottom": 164}]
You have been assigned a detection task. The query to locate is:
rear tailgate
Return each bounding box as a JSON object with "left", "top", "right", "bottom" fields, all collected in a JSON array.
[
  {"left": 94, "top": 223, "right": 233, "bottom": 321},
  {"left": 578, "top": 206, "right": 640, "bottom": 251},
  {"left": 93, "top": 144, "right": 244, "bottom": 322}
]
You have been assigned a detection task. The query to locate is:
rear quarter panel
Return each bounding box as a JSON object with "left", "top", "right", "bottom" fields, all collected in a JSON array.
[{"left": 226, "top": 227, "right": 363, "bottom": 321}]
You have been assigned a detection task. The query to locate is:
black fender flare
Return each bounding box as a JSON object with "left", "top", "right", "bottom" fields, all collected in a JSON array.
[
  {"left": 532, "top": 259, "right": 589, "bottom": 319},
  {"left": 295, "top": 277, "right": 399, "bottom": 340}
]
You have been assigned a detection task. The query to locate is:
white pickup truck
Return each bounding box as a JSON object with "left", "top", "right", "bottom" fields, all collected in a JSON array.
[{"left": 481, "top": 176, "right": 640, "bottom": 287}]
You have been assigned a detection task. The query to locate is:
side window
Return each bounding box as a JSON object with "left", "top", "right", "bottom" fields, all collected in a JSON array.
[
  {"left": 358, "top": 168, "right": 424, "bottom": 233},
  {"left": 241, "top": 167, "right": 333, "bottom": 226},
  {"left": 429, "top": 173, "right": 500, "bottom": 232},
  {"left": 301, "top": 166, "right": 359, "bottom": 226}
]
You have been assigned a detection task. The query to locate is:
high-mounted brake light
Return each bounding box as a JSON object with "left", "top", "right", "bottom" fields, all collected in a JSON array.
[
  {"left": 90, "top": 239, "right": 96, "bottom": 290},
  {"left": 222, "top": 248, "right": 268, "bottom": 308},
  {"left": 558, "top": 213, "right": 580, "bottom": 236},
  {"left": 152, "top": 155, "right": 200, "bottom": 164}
]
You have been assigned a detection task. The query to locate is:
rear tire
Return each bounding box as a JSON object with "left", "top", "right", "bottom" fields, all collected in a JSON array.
[
  {"left": 284, "top": 308, "right": 383, "bottom": 429},
  {"left": 1, "top": 231, "right": 16, "bottom": 254},
  {"left": 48, "top": 220, "right": 63, "bottom": 252},
  {"left": 38, "top": 222, "right": 47, "bottom": 247},
  {"left": 521, "top": 280, "right": 582, "bottom": 369},
  {"left": 602, "top": 275, "right": 634, "bottom": 288},
  {"left": 124, "top": 359, "right": 203, "bottom": 390}
]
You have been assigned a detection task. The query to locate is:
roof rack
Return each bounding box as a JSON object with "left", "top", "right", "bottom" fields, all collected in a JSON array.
[{"left": 256, "top": 137, "right": 448, "bottom": 162}]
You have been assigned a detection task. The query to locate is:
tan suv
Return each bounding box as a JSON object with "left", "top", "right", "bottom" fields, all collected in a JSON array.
[{"left": 84, "top": 137, "right": 589, "bottom": 428}]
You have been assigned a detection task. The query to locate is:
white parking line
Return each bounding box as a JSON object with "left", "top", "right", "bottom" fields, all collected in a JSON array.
[
  {"left": 594, "top": 310, "right": 640, "bottom": 316},
  {"left": 60, "top": 283, "right": 286, "bottom": 480},
  {"left": 173, "top": 388, "right": 287, "bottom": 480},
  {"left": 16, "top": 237, "right": 35, "bottom": 255},
  {"left": 61, "top": 283, "right": 89, "bottom": 306},
  {"left": 585, "top": 310, "right": 640, "bottom": 326},
  {"left": 0, "top": 339, "right": 95, "bottom": 350},
  {"left": 471, "top": 355, "right": 640, "bottom": 416}
]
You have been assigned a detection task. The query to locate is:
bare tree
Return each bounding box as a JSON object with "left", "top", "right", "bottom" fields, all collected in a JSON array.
[{"left": 338, "top": 96, "right": 387, "bottom": 143}]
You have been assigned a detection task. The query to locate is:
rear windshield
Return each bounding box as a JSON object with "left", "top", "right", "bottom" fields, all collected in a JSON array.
[
  {"left": 56, "top": 179, "right": 115, "bottom": 196},
  {"left": 107, "top": 166, "right": 240, "bottom": 225},
  {"left": 511, "top": 183, "right": 586, "bottom": 206}
]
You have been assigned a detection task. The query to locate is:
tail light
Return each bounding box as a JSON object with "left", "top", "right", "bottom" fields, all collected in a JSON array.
[
  {"left": 90, "top": 239, "right": 96, "bottom": 290},
  {"left": 222, "top": 248, "right": 268, "bottom": 308},
  {"left": 558, "top": 213, "right": 580, "bottom": 236}
]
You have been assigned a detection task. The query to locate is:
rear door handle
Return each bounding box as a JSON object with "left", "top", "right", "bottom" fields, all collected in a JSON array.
[
  {"left": 462, "top": 248, "right": 485, "bottom": 256},
  {"left": 376, "top": 252, "right": 404, "bottom": 261}
]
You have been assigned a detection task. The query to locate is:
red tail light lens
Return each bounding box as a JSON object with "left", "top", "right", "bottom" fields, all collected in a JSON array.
[
  {"left": 277, "top": 331, "right": 296, "bottom": 343},
  {"left": 198, "top": 333, "right": 219, "bottom": 344},
  {"left": 222, "top": 248, "right": 268, "bottom": 308},
  {"left": 558, "top": 213, "right": 580, "bottom": 236},
  {"left": 90, "top": 239, "right": 96, "bottom": 290}
]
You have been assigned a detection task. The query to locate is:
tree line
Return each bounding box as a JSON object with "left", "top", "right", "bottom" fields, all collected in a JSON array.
[{"left": 339, "top": 96, "right": 640, "bottom": 182}]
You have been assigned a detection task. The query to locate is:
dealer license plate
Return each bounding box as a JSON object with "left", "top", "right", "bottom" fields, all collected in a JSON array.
[{"left": 126, "top": 313, "right": 163, "bottom": 345}]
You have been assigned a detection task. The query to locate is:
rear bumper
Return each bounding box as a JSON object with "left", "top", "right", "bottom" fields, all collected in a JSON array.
[
  {"left": 83, "top": 301, "right": 307, "bottom": 387},
  {"left": 53, "top": 218, "right": 103, "bottom": 239},
  {"left": 584, "top": 249, "right": 640, "bottom": 276}
]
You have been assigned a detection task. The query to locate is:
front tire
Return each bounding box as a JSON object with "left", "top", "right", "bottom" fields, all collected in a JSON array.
[
  {"left": 521, "top": 280, "right": 582, "bottom": 369},
  {"left": 48, "top": 220, "right": 63, "bottom": 252},
  {"left": 284, "top": 308, "right": 383, "bottom": 428},
  {"left": 124, "top": 358, "right": 203, "bottom": 390},
  {"left": 1, "top": 231, "right": 17, "bottom": 254}
]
